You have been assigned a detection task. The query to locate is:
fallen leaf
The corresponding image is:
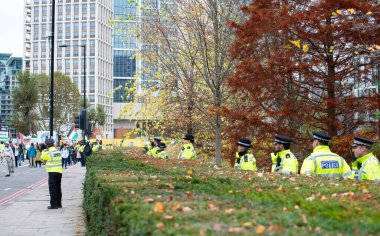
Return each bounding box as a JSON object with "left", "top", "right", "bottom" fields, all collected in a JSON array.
[
  {"left": 156, "top": 222, "right": 164, "bottom": 229},
  {"left": 187, "top": 169, "right": 193, "bottom": 175},
  {"left": 257, "top": 172, "right": 264, "bottom": 178},
  {"left": 366, "top": 11, "right": 373, "bottom": 15},
  {"left": 170, "top": 203, "right": 183, "bottom": 211},
  {"left": 336, "top": 9, "right": 342, "bottom": 15},
  {"left": 208, "top": 203, "right": 219, "bottom": 211},
  {"left": 276, "top": 184, "right": 283, "bottom": 192},
  {"left": 242, "top": 222, "right": 254, "bottom": 228},
  {"left": 347, "top": 8, "right": 355, "bottom": 14},
  {"left": 163, "top": 215, "right": 175, "bottom": 220},
  {"left": 182, "top": 206, "right": 193, "bottom": 212},
  {"left": 228, "top": 227, "right": 245, "bottom": 233},
  {"left": 154, "top": 202, "right": 166, "bottom": 213},
  {"left": 255, "top": 224, "right": 266, "bottom": 234},
  {"left": 225, "top": 208, "right": 235, "bottom": 214},
  {"left": 184, "top": 175, "right": 192, "bottom": 180},
  {"left": 143, "top": 198, "right": 155, "bottom": 203}
]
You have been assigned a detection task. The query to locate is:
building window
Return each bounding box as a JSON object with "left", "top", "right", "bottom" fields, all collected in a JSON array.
[
  {"left": 89, "top": 21, "right": 95, "bottom": 38},
  {"left": 65, "top": 5, "right": 71, "bottom": 21},
  {"left": 42, "top": 6, "right": 47, "bottom": 22},
  {"left": 73, "top": 22, "right": 79, "bottom": 38},
  {"left": 82, "top": 22, "right": 87, "bottom": 38},
  {"left": 89, "top": 76, "right": 95, "bottom": 93},
  {"left": 33, "top": 24, "right": 39, "bottom": 40},
  {"left": 114, "top": 22, "right": 136, "bottom": 49},
  {"left": 82, "top": 4, "right": 87, "bottom": 20},
  {"left": 65, "top": 23, "right": 71, "bottom": 39},
  {"left": 57, "top": 23, "right": 63, "bottom": 39},
  {"left": 33, "top": 6, "right": 39, "bottom": 22},
  {"left": 57, "top": 59, "right": 62, "bottom": 70},
  {"left": 65, "top": 59, "right": 70, "bottom": 75},
  {"left": 74, "top": 4, "right": 79, "bottom": 20},
  {"left": 113, "top": 50, "right": 136, "bottom": 77},
  {"left": 113, "top": 79, "right": 135, "bottom": 103},
  {"left": 90, "top": 4, "right": 95, "bottom": 20},
  {"left": 89, "top": 58, "right": 95, "bottom": 75},
  {"left": 58, "top": 5, "right": 63, "bottom": 21}
]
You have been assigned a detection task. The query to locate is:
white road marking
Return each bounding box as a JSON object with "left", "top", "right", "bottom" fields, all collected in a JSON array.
[{"left": 4, "top": 188, "right": 11, "bottom": 191}]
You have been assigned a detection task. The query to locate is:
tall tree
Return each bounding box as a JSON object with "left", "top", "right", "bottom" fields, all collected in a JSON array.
[
  {"left": 227, "top": 0, "right": 380, "bottom": 153},
  {"left": 140, "top": 0, "right": 249, "bottom": 167},
  {"left": 10, "top": 71, "right": 39, "bottom": 134},
  {"left": 36, "top": 72, "right": 80, "bottom": 133}
]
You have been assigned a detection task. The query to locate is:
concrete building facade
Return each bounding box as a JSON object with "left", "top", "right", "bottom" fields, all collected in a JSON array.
[{"left": 24, "top": 0, "right": 114, "bottom": 138}]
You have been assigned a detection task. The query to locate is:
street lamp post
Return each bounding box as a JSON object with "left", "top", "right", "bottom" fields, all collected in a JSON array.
[
  {"left": 49, "top": 0, "right": 56, "bottom": 139},
  {"left": 59, "top": 44, "right": 87, "bottom": 139}
]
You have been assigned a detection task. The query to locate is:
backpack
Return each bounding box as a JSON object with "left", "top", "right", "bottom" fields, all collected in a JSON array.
[{"left": 84, "top": 145, "right": 92, "bottom": 156}]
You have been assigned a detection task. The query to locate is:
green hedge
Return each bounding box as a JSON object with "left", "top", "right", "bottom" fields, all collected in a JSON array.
[{"left": 84, "top": 151, "right": 380, "bottom": 236}]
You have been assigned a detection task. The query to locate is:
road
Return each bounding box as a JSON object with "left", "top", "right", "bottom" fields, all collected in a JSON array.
[{"left": 0, "top": 160, "right": 47, "bottom": 204}]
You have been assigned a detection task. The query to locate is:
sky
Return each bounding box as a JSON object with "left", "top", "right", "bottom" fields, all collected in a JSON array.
[{"left": 0, "top": 0, "right": 24, "bottom": 57}]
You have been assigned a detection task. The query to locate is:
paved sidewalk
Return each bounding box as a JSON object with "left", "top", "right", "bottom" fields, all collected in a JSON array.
[{"left": 0, "top": 164, "right": 87, "bottom": 236}]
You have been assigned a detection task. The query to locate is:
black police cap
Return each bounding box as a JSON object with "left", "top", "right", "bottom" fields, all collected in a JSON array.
[
  {"left": 312, "top": 131, "right": 331, "bottom": 142},
  {"left": 352, "top": 136, "right": 374, "bottom": 148},
  {"left": 274, "top": 134, "right": 293, "bottom": 144},
  {"left": 154, "top": 137, "right": 162, "bottom": 142},
  {"left": 183, "top": 134, "right": 194, "bottom": 141},
  {"left": 237, "top": 138, "right": 252, "bottom": 148},
  {"left": 158, "top": 142, "right": 167, "bottom": 148},
  {"left": 45, "top": 139, "right": 55, "bottom": 147}
]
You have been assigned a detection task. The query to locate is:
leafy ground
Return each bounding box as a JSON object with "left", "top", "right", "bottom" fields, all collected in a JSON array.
[{"left": 84, "top": 149, "right": 380, "bottom": 236}]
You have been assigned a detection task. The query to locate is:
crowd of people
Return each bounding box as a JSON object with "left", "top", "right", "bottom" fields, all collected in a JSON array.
[
  {"left": 145, "top": 132, "right": 380, "bottom": 182},
  {"left": 0, "top": 139, "right": 102, "bottom": 177}
]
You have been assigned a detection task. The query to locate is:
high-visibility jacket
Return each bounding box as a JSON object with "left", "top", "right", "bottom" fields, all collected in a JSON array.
[
  {"left": 41, "top": 147, "right": 63, "bottom": 174},
  {"left": 234, "top": 152, "right": 257, "bottom": 171},
  {"left": 79, "top": 145, "right": 85, "bottom": 153},
  {"left": 271, "top": 149, "right": 298, "bottom": 174},
  {"left": 179, "top": 143, "right": 196, "bottom": 160},
  {"left": 301, "top": 146, "right": 351, "bottom": 179},
  {"left": 149, "top": 147, "right": 159, "bottom": 158},
  {"left": 349, "top": 153, "right": 380, "bottom": 182},
  {"left": 0, "top": 143, "right": 5, "bottom": 153},
  {"left": 156, "top": 150, "right": 168, "bottom": 160},
  {"left": 92, "top": 144, "right": 99, "bottom": 152}
]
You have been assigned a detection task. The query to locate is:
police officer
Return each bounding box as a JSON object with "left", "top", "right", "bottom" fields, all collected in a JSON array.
[
  {"left": 41, "top": 139, "right": 63, "bottom": 209},
  {"left": 301, "top": 131, "right": 351, "bottom": 179},
  {"left": 148, "top": 137, "right": 161, "bottom": 158},
  {"left": 179, "top": 134, "right": 196, "bottom": 159},
  {"left": 349, "top": 136, "right": 380, "bottom": 182},
  {"left": 1, "top": 142, "right": 14, "bottom": 177},
  {"left": 271, "top": 134, "right": 298, "bottom": 174},
  {"left": 156, "top": 142, "right": 169, "bottom": 160},
  {"left": 92, "top": 142, "right": 100, "bottom": 152},
  {"left": 234, "top": 138, "right": 257, "bottom": 171}
]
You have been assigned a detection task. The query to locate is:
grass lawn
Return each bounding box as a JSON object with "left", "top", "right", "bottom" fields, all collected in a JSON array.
[{"left": 84, "top": 149, "right": 380, "bottom": 236}]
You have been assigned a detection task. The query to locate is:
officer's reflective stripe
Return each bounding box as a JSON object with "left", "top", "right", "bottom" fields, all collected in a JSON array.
[
  {"left": 303, "top": 171, "right": 313, "bottom": 175},
  {"left": 357, "top": 158, "right": 376, "bottom": 181},
  {"left": 318, "top": 173, "right": 342, "bottom": 178}
]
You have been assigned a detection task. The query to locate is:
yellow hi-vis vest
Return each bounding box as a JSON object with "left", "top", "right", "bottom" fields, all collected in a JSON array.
[
  {"left": 156, "top": 150, "right": 168, "bottom": 160},
  {"left": 41, "top": 147, "right": 63, "bottom": 174},
  {"left": 271, "top": 149, "right": 298, "bottom": 174},
  {"left": 179, "top": 143, "right": 196, "bottom": 159},
  {"left": 349, "top": 153, "right": 380, "bottom": 182},
  {"left": 234, "top": 152, "right": 257, "bottom": 171},
  {"left": 92, "top": 144, "right": 99, "bottom": 152},
  {"left": 301, "top": 146, "right": 351, "bottom": 179},
  {"left": 149, "top": 147, "right": 159, "bottom": 158}
]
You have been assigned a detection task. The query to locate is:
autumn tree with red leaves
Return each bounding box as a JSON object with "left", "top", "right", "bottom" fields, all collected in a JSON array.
[{"left": 227, "top": 0, "right": 380, "bottom": 156}]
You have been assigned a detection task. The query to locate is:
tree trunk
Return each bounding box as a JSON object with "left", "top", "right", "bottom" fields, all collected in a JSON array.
[
  {"left": 215, "top": 113, "right": 222, "bottom": 167},
  {"left": 326, "top": 17, "right": 337, "bottom": 136}
]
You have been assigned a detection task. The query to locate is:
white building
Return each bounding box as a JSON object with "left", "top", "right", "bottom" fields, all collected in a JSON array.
[{"left": 23, "top": 0, "right": 114, "bottom": 138}]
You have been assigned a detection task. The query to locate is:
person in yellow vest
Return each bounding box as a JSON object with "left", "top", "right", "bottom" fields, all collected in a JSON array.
[
  {"left": 349, "top": 136, "right": 380, "bottom": 182},
  {"left": 92, "top": 142, "right": 99, "bottom": 152},
  {"left": 41, "top": 139, "right": 63, "bottom": 209},
  {"left": 0, "top": 141, "right": 5, "bottom": 154},
  {"left": 271, "top": 134, "right": 298, "bottom": 174},
  {"left": 301, "top": 131, "right": 352, "bottom": 179},
  {"left": 234, "top": 138, "right": 257, "bottom": 171},
  {"left": 148, "top": 137, "right": 161, "bottom": 158},
  {"left": 78, "top": 140, "right": 86, "bottom": 167},
  {"left": 156, "top": 142, "right": 169, "bottom": 160},
  {"left": 179, "top": 134, "right": 196, "bottom": 159}
]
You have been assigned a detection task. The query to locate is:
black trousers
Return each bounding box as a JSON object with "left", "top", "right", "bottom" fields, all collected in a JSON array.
[
  {"left": 48, "top": 172, "right": 62, "bottom": 207},
  {"left": 80, "top": 153, "right": 86, "bottom": 167}
]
